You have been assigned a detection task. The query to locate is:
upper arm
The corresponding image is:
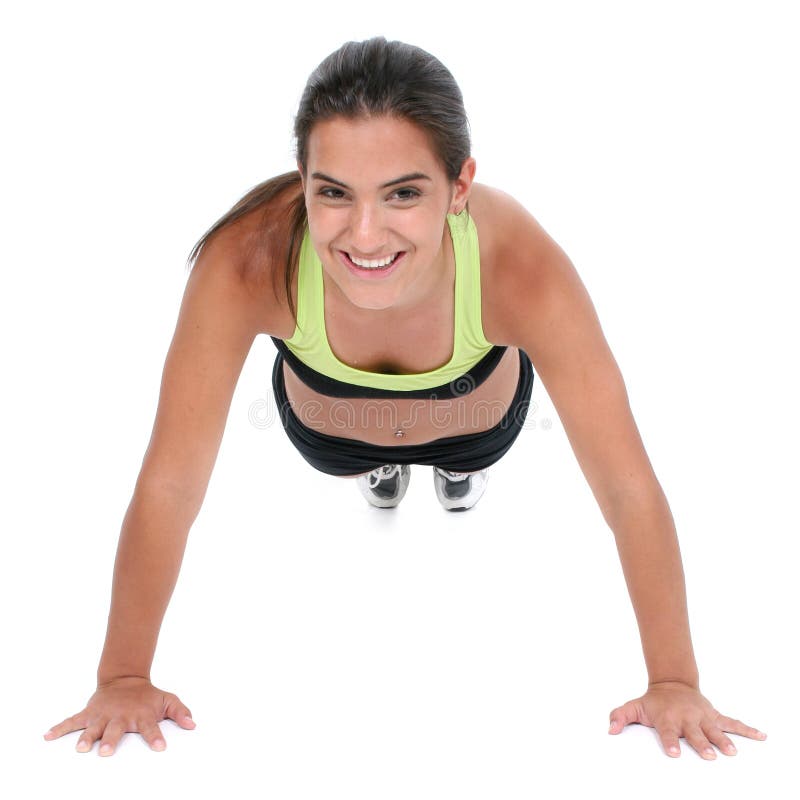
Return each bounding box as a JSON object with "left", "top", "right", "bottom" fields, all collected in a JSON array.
[
  {"left": 134, "top": 227, "right": 268, "bottom": 509},
  {"left": 492, "top": 192, "right": 663, "bottom": 517}
]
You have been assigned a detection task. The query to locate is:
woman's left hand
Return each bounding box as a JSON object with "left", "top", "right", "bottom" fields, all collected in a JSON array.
[{"left": 608, "top": 680, "right": 767, "bottom": 759}]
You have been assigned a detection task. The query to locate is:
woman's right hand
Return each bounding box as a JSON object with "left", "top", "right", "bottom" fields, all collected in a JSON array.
[{"left": 43, "top": 676, "right": 196, "bottom": 756}]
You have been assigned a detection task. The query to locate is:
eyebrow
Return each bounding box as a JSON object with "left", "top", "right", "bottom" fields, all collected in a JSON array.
[{"left": 311, "top": 171, "right": 432, "bottom": 189}]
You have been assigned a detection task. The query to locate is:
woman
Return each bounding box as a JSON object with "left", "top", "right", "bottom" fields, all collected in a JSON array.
[{"left": 43, "top": 36, "right": 765, "bottom": 759}]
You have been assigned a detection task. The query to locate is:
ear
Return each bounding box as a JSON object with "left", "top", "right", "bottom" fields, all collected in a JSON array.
[{"left": 450, "top": 157, "right": 477, "bottom": 214}]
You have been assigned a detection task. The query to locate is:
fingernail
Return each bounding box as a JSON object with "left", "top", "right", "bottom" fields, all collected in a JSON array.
[
  {"left": 704, "top": 747, "right": 716, "bottom": 758},
  {"left": 668, "top": 745, "right": 679, "bottom": 755},
  {"left": 43, "top": 730, "right": 54, "bottom": 739},
  {"left": 184, "top": 716, "right": 195, "bottom": 726},
  {"left": 153, "top": 739, "right": 166, "bottom": 750},
  {"left": 727, "top": 744, "right": 737, "bottom": 754},
  {"left": 756, "top": 730, "right": 767, "bottom": 739},
  {"left": 100, "top": 744, "right": 112, "bottom": 755}
]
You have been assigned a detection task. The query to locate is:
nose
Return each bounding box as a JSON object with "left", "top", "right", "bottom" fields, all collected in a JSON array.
[{"left": 348, "top": 200, "right": 389, "bottom": 256}]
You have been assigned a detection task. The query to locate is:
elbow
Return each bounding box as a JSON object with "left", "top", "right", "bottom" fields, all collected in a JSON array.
[
  {"left": 601, "top": 479, "right": 673, "bottom": 533},
  {"left": 133, "top": 469, "right": 208, "bottom": 523}
]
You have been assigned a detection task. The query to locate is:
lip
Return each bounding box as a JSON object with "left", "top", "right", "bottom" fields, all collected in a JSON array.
[{"left": 338, "top": 250, "right": 406, "bottom": 280}]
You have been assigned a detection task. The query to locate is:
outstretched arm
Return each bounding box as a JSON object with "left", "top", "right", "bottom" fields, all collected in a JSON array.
[
  {"left": 46, "top": 223, "right": 270, "bottom": 756},
  {"left": 486, "top": 188, "right": 766, "bottom": 759}
]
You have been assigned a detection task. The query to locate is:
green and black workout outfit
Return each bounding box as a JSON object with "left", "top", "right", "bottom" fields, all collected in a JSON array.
[{"left": 270, "top": 211, "right": 534, "bottom": 476}]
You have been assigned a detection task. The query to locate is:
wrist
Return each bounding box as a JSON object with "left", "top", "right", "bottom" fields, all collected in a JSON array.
[
  {"left": 648, "top": 675, "right": 700, "bottom": 691},
  {"left": 97, "top": 664, "right": 152, "bottom": 686}
]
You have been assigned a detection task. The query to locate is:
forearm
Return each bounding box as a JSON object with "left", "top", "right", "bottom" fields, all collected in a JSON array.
[
  {"left": 607, "top": 489, "right": 700, "bottom": 688},
  {"left": 97, "top": 487, "right": 198, "bottom": 685}
]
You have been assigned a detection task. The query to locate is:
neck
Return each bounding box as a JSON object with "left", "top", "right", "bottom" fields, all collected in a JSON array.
[{"left": 395, "top": 229, "right": 452, "bottom": 314}]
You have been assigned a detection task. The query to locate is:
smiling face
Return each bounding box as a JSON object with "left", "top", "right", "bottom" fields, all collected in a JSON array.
[{"left": 299, "top": 114, "right": 476, "bottom": 312}]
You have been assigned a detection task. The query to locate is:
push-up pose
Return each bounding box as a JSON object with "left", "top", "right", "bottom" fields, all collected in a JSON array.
[{"left": 44, "top": 36, "right": 766, "bottom": 760}]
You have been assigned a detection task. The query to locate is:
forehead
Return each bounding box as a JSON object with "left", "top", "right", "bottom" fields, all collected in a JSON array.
[{"left": 307, "top": 115, "right": 442, "bottom": 175}]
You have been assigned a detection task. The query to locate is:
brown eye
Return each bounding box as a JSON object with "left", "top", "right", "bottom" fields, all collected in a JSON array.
[
  {"left": 320, "top": 187, "right": 346, "bottom": 199},
  {"left": 392, "top": 188, "right": 420, "bottom": 201}
]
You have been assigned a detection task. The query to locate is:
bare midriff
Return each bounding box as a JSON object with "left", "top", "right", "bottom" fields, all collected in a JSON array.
[{"left": 280, "top": 344, "right": 521, "bottom": 446}]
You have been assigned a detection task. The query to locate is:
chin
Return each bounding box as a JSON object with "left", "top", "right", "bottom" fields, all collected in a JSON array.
[
  {"left": 344, "top": 289, "right": 399, "bottom": 311},
  {"left": 328, "top": 266, "right": 403, "bottom": 310}
]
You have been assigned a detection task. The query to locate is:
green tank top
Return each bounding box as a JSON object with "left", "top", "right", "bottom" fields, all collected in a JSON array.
[{"left": 283, "top": 212, "right": 495, "bottom": 392}]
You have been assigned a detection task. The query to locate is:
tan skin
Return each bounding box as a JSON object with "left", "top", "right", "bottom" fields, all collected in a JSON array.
[
  {"left": 44, "top": 114, "right": 766, "bottom": 758},
  {"left": 278, "top": 116, "right": 521, "bottom": 459}
]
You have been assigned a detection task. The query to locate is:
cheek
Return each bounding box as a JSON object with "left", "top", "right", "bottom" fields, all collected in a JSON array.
[{"left": 396, "top": 218, "right": 440, "bottom": 246}]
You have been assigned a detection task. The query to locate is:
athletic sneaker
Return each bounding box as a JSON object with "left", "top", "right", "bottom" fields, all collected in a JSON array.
[
  {"left": 432, "top": 467, "right": 489, "bottom": 511},
  {"left": 356, "top": 464, "right": 411, "bottom": 508}
]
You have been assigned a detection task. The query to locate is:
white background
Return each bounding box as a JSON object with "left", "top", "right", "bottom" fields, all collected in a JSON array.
[{"left": 3, "top": 0, "right": 797, "bottom": 797}]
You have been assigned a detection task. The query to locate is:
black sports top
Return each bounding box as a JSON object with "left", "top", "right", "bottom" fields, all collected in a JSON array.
[{"left": 271, "top": 336, "right": 508, "bottom": 400}]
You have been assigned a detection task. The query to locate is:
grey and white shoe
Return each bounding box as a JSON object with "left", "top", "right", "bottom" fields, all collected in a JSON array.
[
  {"left": 432, "top": 467, "right": 489, "bottom": 511},
  {"left": 357, "top": 464, "right": 411, "bottom": 508}
]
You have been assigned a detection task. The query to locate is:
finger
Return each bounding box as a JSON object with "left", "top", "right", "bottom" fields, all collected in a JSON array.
[
  {"left": 656, "top": 724, "right": 682, "bottom": 757},
  {"left": 139, "top": 721, "right": 167, "bottom": 752},
  {"left": 703, "top": 723, "right": 738, "bottom": 757},
  {"left": 716, "top": 715, "right": 767, "bottom": 741},
  {"left": 76, "top": 722, "right": 103, "bottom": 753},
  {"left": 97, "top": 719, "right": 128, "bottom": 757},
  {"left": 44, "top": 714, "right": 86, "bottom": 741},
  {"left": 608, "top": 700, "right": 640, "bottom": 735},
  {"left": 164, "top": 695, "right": 196, "bottom": 730},
  {"left": 684, "top": 724, "right": 717, "bottom": 760}
]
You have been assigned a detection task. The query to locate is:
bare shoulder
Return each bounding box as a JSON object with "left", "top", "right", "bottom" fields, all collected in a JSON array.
[
  {"left": 468, "top": 182, "right": 572, "bottom": 345},
  {"left": 193, "top": 183, "right": 300, "bottom": 339},
  {"left": 469, "top": 183, "right": 622, "bottom": 399}
]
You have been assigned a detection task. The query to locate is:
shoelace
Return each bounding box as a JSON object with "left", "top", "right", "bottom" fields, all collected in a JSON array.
[
  {"left": 437, "top": 468, "right": 470, "bottom": 482},
  {"left": 367, "top": 464, "right": 402, "bottom": 490}
]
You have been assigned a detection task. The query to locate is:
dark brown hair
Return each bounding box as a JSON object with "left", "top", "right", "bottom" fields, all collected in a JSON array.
[{"left": 187, "top": 36, "right": 472, "bottom": 326}]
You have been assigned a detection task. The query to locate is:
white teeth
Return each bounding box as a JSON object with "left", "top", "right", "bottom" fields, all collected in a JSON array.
[{"left": 348, "top": 252, "right": 399, "bottom": 269}]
